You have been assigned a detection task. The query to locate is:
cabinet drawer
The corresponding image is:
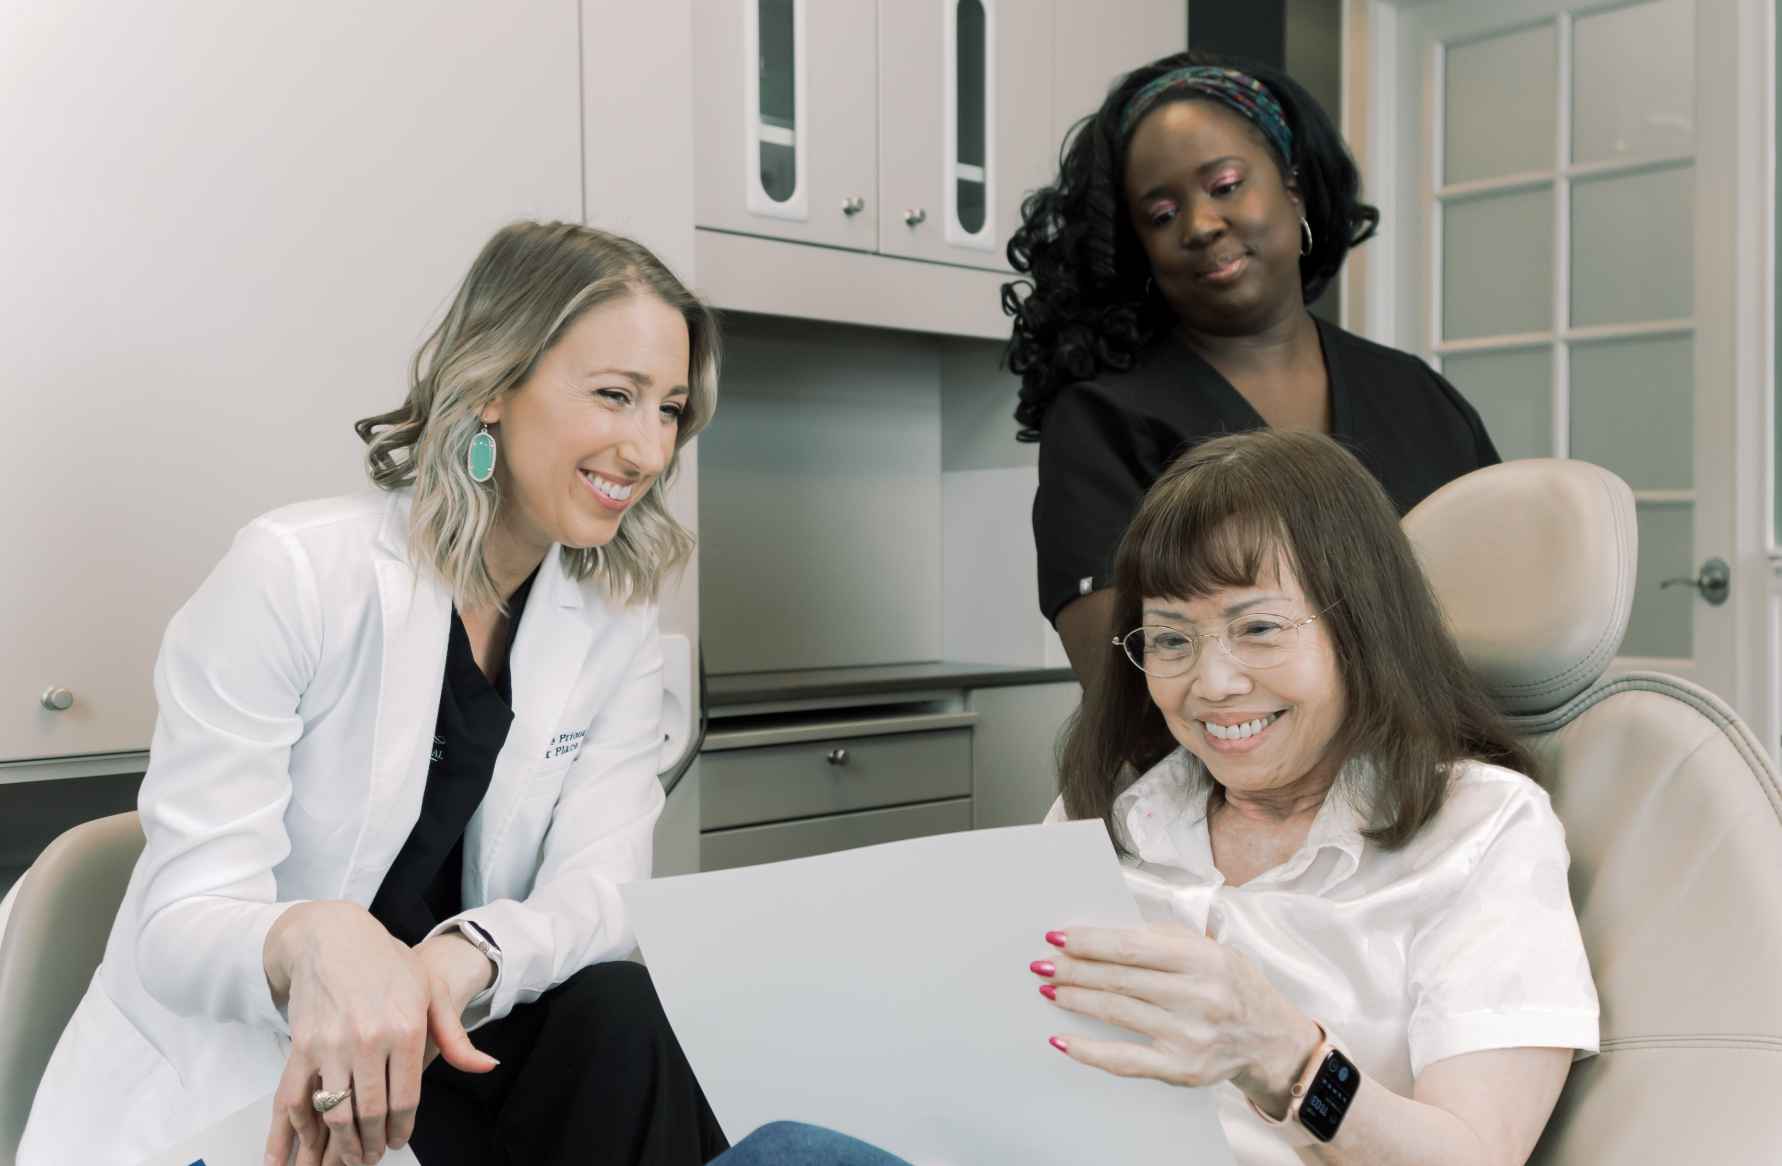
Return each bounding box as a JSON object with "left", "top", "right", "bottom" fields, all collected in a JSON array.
[
  {"left": 700, "top": 727, "right": 971, "bottom": 830},
  {"left": 701, "top": 797, "right": 972, "bottom": 872}
]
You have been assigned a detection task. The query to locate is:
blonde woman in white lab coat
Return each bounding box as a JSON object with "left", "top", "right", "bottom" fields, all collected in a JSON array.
[{"left": 21, "top": 222, "right": 729, "bottom": 1166}]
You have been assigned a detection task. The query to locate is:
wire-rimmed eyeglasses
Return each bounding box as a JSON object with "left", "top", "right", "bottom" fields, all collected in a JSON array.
[{"left": 1111, "top": 603, "right": 1336, "bottom": 678}]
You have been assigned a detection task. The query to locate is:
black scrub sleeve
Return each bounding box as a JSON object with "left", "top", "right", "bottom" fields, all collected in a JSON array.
[
  {"left": 1033, "top": 383, "right": 1157, "bottom": 625},
  {"left": 1430, "top": 367, "right": 1503, "bottom": 468}
]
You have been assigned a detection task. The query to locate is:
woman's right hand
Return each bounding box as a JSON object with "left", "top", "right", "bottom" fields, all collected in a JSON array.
[{"left": 259, "top": 902, "right": 493, "bottom": 1166}]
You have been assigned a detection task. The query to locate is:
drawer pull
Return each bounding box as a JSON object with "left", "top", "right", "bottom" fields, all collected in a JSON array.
[{"left": 826, "top": 747, "right": 850, "bottom": 767}]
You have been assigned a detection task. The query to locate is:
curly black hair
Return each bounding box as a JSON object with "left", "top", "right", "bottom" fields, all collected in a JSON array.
[{"left": 1003, "top": 50, "right": 1380, "bottom": 441}]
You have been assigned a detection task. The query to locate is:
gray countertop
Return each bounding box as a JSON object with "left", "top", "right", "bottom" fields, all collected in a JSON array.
[{"left": 707, "top": 661, "right": 1076, "bottom": 708}]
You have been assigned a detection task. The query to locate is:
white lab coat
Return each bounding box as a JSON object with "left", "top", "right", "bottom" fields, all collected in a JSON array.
[{"left": 20, "top": 489, "right": 667, "bottom": 1166}]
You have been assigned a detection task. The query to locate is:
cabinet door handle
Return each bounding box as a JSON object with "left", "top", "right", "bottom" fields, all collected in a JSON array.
[
  {"left": 903, "top": 208, "right": 928, "bottom": 227},
  {"left": 41, "top": 686, "right": 75, "bottom": 712},
  {"left": 826, "top": 747, "right": 850, "bottom": 767},
  {"left": 842, "top": 196, "right": 866, "bottom": 216}
]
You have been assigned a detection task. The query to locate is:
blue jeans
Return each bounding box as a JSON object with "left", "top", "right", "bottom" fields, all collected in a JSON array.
[{"left": 709, "top": 1121, "right": 912, "bottom": 1165}]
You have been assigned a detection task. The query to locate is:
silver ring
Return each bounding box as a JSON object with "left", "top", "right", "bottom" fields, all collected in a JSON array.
[{"left": 311, "top": 1086, "right": 353, "bottom": 1114}]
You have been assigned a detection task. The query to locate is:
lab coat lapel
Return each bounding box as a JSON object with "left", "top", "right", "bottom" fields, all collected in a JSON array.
[
  {"left": 469, "top": 548, "right": 591, "bottom": 885},
  {"left": 355, "top": 496, "right": 452, "bottom": 900},
  {"left": 510, "top": 548, "right": 591, "bottom": 753}
]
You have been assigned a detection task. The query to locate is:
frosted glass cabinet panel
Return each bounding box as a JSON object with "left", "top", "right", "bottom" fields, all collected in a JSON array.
[
  {"left": 1624, "top": 503, "right": 1695, "bottom": 659},
  {"left": 1441, "top": 348, "right": 1552, "bottom": 462},
  {"left": 693, "top": 0, "right": 879, "bottom": 252},
  {"left": 756, "top": 0, "right": 798, "bottom": 204},
  {"left": 1442, "top": 187, "right": 1554, "bottom": 341},
  {"left": 954, "top": 0, "right": 989, "bottom": 235},
  {"left": 1570, "top": 335, "right": 1693, "bottom": 491},
  {"left": 1443, "top": 22, "right": 1557, "bottom": 186},
  {"left": 1572, "top": 0, "right": 1694, "bottom": 165},
  {"left": 1570, "top": 165, "right": 1693, "bottom": 327}
]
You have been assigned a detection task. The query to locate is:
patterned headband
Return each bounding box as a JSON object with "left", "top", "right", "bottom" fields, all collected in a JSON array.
[{"left": 1118, "top": 66, "right": 1294, "bottom": 166}]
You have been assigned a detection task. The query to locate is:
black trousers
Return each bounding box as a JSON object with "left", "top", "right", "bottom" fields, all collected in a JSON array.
[{"left": 410, "top": 961, "right": 731, "bottom": 1166}]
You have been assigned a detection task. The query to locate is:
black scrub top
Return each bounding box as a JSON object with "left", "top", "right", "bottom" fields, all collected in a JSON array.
[
  {"left": 370, "top": 567, "right": 539, "bottom": 947},
  {"left": 1034, "top": 317, "right": 1500, "bottom": 624}
]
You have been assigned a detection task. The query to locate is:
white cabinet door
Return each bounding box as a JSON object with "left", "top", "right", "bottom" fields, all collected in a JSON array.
[
  {"left": 693, "top": 0, "right": 879, "bottom": 252},
  {"left": 877, "top": 0, "right": 1053, "bottom": 272},
  {"left": 0, "top": 2, "right": 583, "bottom": 761}
]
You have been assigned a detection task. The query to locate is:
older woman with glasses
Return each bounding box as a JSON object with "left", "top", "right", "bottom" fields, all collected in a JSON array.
[{"left": 1035, "top": 430, "right": 1598, "bottom": 1165}]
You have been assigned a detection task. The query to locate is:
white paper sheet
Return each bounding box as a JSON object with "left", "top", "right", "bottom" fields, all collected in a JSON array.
[{"left": 624, "top": 821, "right": 1235, "bottom": 1165}]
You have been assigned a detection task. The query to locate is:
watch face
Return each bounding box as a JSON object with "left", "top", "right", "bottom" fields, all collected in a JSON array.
[{"left": 1298, "top": 1047, "right": 1359, "bottom": 1143}]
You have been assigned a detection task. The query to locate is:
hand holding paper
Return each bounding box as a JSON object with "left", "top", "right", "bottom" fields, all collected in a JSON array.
[{"left": 623, "top": 822, "right": 1235, "bottom": 1164}]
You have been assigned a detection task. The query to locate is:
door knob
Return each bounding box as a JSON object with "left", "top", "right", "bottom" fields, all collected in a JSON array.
[
  {"left": 841, "top": 196, "right": 866, "bottom": 216},
  {"left": 40, "top": 686, "right": 75, "bottom": 711},
  {"left": 1660, "top": 557, "right": 1730, "bottom": 606},
  {"left": 903, "top": 208, "right": 928, "bottom": 227},
  {"left": 826, "top": 747, "right": 850, "bottom": 766}
]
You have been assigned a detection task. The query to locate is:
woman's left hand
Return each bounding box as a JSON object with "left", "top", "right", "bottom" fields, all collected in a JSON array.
[
  {"left": 412, "top": 932, "right": 498, "bottom": 1072},
  {"left": 1034, "top": 924, "right": 1323, "bottom": 1117}
]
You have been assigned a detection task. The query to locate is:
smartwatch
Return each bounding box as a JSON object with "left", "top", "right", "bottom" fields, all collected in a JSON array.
[
  {"left": 1246, "top": 1023, "right": 1359, "bottom": 1142},
  {"left": 1294, "top": 1042, "right": 1359, "bottom": 1142},
  {"left": 455, "top": 919, "right": 502, "bottom": 974}
]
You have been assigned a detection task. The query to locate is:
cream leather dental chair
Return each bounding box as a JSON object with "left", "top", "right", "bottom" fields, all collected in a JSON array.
[
  {"left": 0, "top": 811, "right": 143, "bottom": 1166},
  {"left": 1405, "top": 459, "right": 1782, "bottom": 1165}
]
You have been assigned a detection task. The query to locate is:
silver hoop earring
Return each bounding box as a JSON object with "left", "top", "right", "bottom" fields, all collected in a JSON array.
[
  {"left": 1300, "top": 217, "right": 1314, "bottom": 257},
  {"left": 467, "top": 422, "right": 497, "bottom": 484},
  {"left": 1143, "top": 276, "right": 1155, "bottom": 300}
]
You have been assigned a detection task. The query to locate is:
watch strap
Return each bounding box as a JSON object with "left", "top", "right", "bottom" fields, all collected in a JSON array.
[
  {"left": 455, "top": 918, "right": 502, "bottom": 987},
  {"left": 1246, "top": 1022, "right": 1333, "bottom": 1128}
]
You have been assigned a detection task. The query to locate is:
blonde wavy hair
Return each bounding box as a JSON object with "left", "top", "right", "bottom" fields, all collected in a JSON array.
[{"left": 355, "top": 221, "right": 719, "bottom": 610}]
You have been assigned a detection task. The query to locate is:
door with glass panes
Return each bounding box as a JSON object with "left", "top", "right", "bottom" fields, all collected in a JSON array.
[{"left": 1384, "top": 0, "right": 1771, "bottom": 732}]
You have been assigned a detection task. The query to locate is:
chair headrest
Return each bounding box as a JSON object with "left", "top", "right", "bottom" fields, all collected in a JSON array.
[{"left": 1402, "top": 459, "right": 1637, "bottom": 716}]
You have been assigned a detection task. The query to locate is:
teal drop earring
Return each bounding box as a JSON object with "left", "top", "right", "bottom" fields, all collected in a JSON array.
[{"left": 467, "top": 422, "right": 497, "bottom": 484}]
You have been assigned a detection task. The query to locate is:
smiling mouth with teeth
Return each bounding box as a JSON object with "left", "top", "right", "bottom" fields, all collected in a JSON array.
[
  {"left": 583, "top": 470, "right": 636, "bottom": 502},
  {"left": 1201, "top": 711, "right": 1282, "bottom": 741}
]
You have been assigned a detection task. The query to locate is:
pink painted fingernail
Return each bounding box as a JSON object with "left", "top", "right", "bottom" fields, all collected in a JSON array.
[
  {"left": 1045, "top": 931, "right": 1068, "bottom": 948},
  {"left": 1029, "top": 960, "right": 1055, "bottom": 977},
  {"left": 1039, "top": 983, "right": 1057, "bottom": 1001},
  {"left": 1049, "top": 1035, "right": 1070, "bottom": 1054}
]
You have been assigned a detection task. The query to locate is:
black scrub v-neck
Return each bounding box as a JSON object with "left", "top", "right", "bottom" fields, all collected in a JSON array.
[
  {"left": 1184, "top": 317, "right": 1350, "bottom": 436},
  {"left": 1033, "top": 316, "right": 1501, "bottom": 624},
  {"left": 370, "top": 566, "right": 539, "bottom": 947}
]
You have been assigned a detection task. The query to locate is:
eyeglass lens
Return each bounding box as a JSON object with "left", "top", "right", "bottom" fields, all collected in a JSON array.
[{"left": 1122, "top": 615, "right": 1301, "bottom": 676}]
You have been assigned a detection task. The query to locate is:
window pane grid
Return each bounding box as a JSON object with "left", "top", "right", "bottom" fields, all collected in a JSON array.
[{"left": 1433, "top": 1, "right": 1697, "bottom": 660}]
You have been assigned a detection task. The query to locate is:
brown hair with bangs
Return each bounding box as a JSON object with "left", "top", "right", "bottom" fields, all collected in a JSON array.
[{"left": 1058, "top": 429, "right": 1534, "bottom": 851}]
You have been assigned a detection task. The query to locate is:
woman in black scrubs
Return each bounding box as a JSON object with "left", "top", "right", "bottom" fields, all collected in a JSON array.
[{"left": 1005, "top": 52, "right": 1499, "bottom": 690}]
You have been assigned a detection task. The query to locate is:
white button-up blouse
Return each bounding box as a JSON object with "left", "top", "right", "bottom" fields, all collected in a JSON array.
[{"left": 1048, "top": 752, "right": 1598, "bottom": 1164}]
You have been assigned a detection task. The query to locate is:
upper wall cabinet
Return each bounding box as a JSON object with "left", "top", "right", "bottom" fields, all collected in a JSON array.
[
  {"left": 693, "top": 0, "right": 880, "bottom": 253},
  {"left": 0, "top": 1, "right": 584, "bottom": 764},
  {"left": 877, "top": 0, "right": 1054, "bottom": 272},
  {"left": 694, "top": 0, "right": 1053, "bottom": 274},
  {"left": 689, "top": 0, "right": 1184, "bottom": 338}
]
